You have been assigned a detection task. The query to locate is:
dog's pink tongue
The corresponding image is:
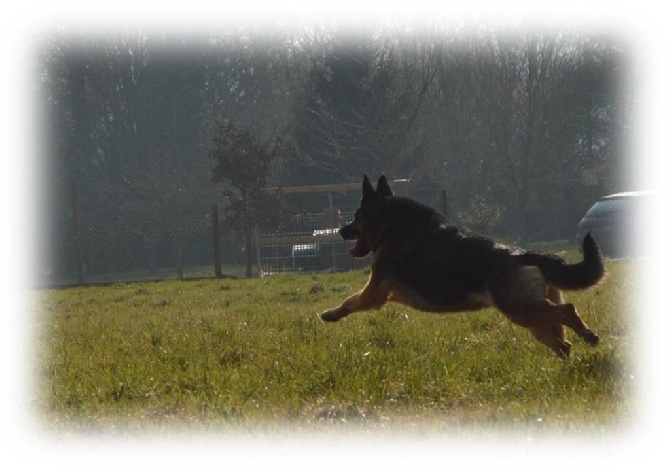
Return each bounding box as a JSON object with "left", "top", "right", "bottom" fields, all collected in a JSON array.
[{"left": 348, "top": 246, "right": 357, "bottom": 257}]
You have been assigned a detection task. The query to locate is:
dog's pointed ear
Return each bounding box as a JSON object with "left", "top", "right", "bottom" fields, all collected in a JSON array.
[
  {"left": 362, "top": 174, "right": 374, "bottom": 198},
  {"left": 376, "top": 175, "right": 394, "bottom": 197}
]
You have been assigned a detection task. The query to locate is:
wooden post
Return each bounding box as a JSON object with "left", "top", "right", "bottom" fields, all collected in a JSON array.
[
  {"left": 328, "top": 192, "right": 337, "bottom": 268},
  {"left": 70, "top": 182, "right": 84, "bottom": 284},
  {"left": 439, "top": 190, "right": 449, "bottom": 219},
  {"left": 211, "top": 204, "right": 222, "bottom": 279},
  {"left": 177, "top": 246, "right": 184, "bottom": 280},
  {"left": 254, "top": 224, "right": 262, "bottom": 277}
]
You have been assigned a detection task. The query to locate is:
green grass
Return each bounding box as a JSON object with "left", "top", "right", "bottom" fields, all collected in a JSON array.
[{"left": 33, "top": 258, "right": 637, "bottom": 435}]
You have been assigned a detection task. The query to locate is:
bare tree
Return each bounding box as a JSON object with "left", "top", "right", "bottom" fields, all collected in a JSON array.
[{"left": 470, "top": 30, "right": 621, "bottom": 239}]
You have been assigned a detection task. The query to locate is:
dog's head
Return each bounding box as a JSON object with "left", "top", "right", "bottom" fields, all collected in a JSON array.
[{"left": 340, "top": 175, "right": 394, "bottom": 258}]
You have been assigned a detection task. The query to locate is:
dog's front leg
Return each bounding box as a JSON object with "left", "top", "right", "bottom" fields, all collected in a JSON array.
[{"left": 320, "top": 277, "right": 390, "bottom": 322}]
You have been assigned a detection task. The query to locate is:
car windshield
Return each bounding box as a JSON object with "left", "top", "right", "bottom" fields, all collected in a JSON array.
[{"left": 584, "top": 197, "right": 638, "bottom": 218}]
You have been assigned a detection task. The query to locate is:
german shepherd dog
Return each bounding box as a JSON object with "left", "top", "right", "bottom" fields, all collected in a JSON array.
[{"left": 320, "top": 175, "right": 605, "bottom": 358}]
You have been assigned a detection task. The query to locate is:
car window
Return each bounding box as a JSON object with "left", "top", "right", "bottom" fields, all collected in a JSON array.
[{"left": 584, "top": 197, "right": 640, "bottom": 218}]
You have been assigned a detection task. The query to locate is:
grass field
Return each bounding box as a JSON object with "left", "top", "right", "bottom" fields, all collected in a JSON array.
[{"left": 33, "top": 255, "right": 638, "bottom": 436}]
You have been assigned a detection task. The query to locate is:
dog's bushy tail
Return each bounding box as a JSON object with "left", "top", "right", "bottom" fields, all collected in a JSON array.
[{"left": 518, "top": 233, "right": 605, "bottom": 290}]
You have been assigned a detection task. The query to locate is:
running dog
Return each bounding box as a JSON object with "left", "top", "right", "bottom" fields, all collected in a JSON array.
[{"left": 320, "top": 175, "right": 605, "bottom": 358}]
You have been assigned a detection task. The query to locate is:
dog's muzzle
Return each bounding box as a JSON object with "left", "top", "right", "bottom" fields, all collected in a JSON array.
[
  {"left": 339, "top": 222, "right": 371, "bottom": 258},
  {"left": 339, "top": 223, "right": 357, "bottom": 240}
]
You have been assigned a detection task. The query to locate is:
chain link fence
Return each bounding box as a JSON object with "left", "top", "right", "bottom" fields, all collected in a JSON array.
[
  {"left": 44, "top": 209, "right": 220, "bottom": 287},
  {"left": 41, "top": 181, "right": 417, "bottom": 287},
  {"left": 42, "top": 190, "right": 373, "bottom": 287},
  {"left": 44, "top": 209, "right": 367, "bottom": 287}
]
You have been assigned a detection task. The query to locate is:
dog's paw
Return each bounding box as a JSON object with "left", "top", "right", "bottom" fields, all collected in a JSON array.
[
  {"left": 583, "top": 329, "right": 600, "bottom": 346},
  {"left": 556, "top": 340, "right": 572, "bottom": 359},
  {"left": 320, "top": 309, "right": 343, "bottom": 322}
]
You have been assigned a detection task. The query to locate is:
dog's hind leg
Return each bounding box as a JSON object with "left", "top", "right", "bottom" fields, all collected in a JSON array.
[
  {"left": 529, "top": 322, "right": 572, "bottom": 358},
  {"left": 540, "top": 285, "right": 599, "bottom": 346},
  {"left": 492, "top": 268, "right": 599, "bottom": 356},
  {"left": 509, "top": 298, "right": 599, "bottom": 352},
  {"left": 545, "top": 301, "right": 600, "bottom": 347},
  {"left": 531, "top": 286, "right": 572, "bottom": 357},
  {"left": 534, "top": 286, "right": 572, "bottom": 357}
]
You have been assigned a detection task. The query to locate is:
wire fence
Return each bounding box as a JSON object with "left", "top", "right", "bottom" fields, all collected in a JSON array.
[
  {"left": 44, "top": 209, "right": 220, "bottom": 287},
  {"left": 42, "top": 190, "right": 369, "bottom": 288},
  {"left": 43, "top": 210, "right": 367, "bottom": 287},
  {"left": 40, "top": 181, "right": 418, "bottom": 287}
]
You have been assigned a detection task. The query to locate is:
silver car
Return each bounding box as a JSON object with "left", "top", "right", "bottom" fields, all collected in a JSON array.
[{"left": 576, "top": 191, "right": 652, "bottom": 258}]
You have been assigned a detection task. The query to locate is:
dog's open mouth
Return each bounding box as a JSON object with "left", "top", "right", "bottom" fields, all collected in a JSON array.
[
  {"left": 348, "top": 236, "right": 371, "bottom": 258},
  {"left": 339, "top": 222, "right": 371, "bottom": 258}
]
